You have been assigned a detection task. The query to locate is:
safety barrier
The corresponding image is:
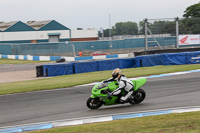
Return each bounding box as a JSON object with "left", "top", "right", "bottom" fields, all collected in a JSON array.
[
  {"left": 41, "top": 51, "right": 200, "bottom": 77},
  {"left": 1, "top": 51, "right": 200, "bottom": 77},
  {"left": 136, "top": 51, "right": 200, "bottom": 67},
  {"left": 41, "top": 58, "right": 137, "bottom": 76}
]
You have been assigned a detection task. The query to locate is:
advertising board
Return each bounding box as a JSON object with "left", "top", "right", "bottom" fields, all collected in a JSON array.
[{"left": 179, "top": 35, "right": 200, "bottom": 45}]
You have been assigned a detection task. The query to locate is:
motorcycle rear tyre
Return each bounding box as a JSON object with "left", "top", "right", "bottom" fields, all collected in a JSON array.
[{"left": 129, "top": 88, "right": 146, "bottom": 104}]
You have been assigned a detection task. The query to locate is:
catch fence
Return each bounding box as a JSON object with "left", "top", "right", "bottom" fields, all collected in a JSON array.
[{"left": 0, "top": 17, "right": 200, "bottom": 56}]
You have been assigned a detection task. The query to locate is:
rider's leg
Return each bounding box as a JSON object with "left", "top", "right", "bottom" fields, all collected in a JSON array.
[
  {"left": 120, "top": 91, "right": 133, "bottom": 101},
  {"left": 111, "top": 90, "right": 121, "bottom": 102},
  {"left": 120, "top": 87, "right": 134, "bottom": 102}
]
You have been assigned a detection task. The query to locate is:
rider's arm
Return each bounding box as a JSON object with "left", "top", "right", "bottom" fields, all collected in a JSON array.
[
  {"left": 103, "top": 77, "right": 115, "bottom": 83},
  {"left": 111, "top": 80, "right": 126, "bottom": 95}
]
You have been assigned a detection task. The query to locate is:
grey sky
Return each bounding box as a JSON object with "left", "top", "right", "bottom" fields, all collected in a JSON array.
[{"left": 0, "top": 0, "right": 199, "bottom": 30}]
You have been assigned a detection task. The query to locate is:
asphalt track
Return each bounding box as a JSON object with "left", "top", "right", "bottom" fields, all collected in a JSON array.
[
  {"left": 0, "top": 64, "right": 43, "bottom": 73},
  {"left": 0, "top": 70, "right": 200, "bottom": 128}
]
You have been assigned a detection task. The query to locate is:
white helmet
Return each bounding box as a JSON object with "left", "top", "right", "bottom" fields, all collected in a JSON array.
[{"left": 112, "top": 68, "right": 121, "bottom": 79}]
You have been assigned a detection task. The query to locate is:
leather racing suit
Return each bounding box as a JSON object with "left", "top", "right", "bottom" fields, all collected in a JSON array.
[{"left": 104, "top": 75, "right": 134, "bottom": 102}]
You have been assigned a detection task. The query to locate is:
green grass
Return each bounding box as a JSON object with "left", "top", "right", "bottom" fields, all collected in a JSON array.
[
  {"left": 0, "top": 58, "right": 52, "bottom": 64},
  {"left": 0, "top": 64, "right": 200, "bottom": 95},
  {"left": 27, "top": 111, "right": 200, "bottom": 133}
]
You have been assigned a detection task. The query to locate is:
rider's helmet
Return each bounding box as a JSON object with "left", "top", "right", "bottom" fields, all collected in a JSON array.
[{"left": 112, "top": 68, "right": 121, "bottom": 79}]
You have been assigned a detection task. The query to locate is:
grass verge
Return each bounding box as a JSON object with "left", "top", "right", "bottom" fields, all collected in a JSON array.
[
  {"left": 0, "top": 58, "right": 52, "bottom": 64},
  {"left": 27, "top": 111, "right": 200, "bottom": 133},
  {"left": 0, "top": 64, "right": 200, "bottom": 95}
]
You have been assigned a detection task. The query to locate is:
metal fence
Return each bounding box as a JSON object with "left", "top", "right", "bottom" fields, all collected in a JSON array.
[
  {"left": 143, "top": 17, "right": 200, "bottom": 50},
  {"left": 0, "top": 36, "right": 176, "bottom": 56},
  {"left": 0, "top": 17, "right": 200, "bottom": 56},
  {"left": 143, "top": 18, "right": 177, "bottom": 50}
]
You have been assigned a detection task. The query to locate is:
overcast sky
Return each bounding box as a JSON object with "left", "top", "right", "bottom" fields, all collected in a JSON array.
[{"left": 1, "top": 0, "right": 199, "bottom": 30}]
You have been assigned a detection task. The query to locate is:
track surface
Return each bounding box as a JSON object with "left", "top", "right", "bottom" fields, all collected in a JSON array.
[
  {"left": 0, "top": 64, "right": 40, "bottom": 73},
  {"left": 0, "top": 71, "right": 200, "bottom": 128},
  {"left": 0, "top": 64, "right": 50, "bottom": 83}
]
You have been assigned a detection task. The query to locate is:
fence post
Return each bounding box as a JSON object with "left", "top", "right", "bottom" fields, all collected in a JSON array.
[
  {"left": 175, "top": 17, "right": 179, "bottom": 48},
  {"left": 144, "top": 18, "right": 148, "bottom": 52},
  {"left": 71, "top": 44, "right": 75, "bottom": 57}
]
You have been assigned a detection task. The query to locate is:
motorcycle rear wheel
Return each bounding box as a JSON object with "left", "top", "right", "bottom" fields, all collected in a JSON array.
[
  {"left": 129, "top": 88, "right": 146, "bottom": 105},
  {"left": 86, "top": 97, "right": 103, "bottom": 109}
]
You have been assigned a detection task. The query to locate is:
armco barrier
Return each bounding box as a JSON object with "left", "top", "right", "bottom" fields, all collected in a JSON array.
[
  {"left": 73, "top": 61, "right": 98, "bottom": 74},
  {"left": 118, "top": 58, "right": 137, "bottom": 69},
  {"left": 42, "top": 58, "right": 137, "bottom": 76},
  {"left": 136, "top": 51, "right": 200, "bottom": 67},
  {"left": 41, "top": 51, "right": 200, "bottom": 77},
  {"left": 1, "top": 51, "right": 200, "bottom": 77},
  {"left": 97, "top": 59, "right": 120, "bottom": 71},
  {"left": 43, "top": 63, "right": 73, "bottom": 77},
  {"left": 186, "top": 52, "right": 200, "bottom": 64}
]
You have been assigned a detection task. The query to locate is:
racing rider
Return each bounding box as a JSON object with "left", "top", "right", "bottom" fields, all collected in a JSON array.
[{"left": 103, "top": 68, "right": 134, "bottom": 103}]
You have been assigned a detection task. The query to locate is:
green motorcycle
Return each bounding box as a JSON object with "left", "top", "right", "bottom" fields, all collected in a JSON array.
[{"left": 86, "top": 78, "right": 147, "bottom": 109}]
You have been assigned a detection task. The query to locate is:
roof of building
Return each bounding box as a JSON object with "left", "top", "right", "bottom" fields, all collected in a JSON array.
[
  {"left": 25, "top": 20, "right": 52, "bottom": 30},
  {"left": 0, "top": 21, "right": 18, "bottom": 31},
  {"left": 0, "top": 20, "right": 70, "bottom": 32},
  {"left": 25, "top": 20, "right": 70, "bottom": 31}
]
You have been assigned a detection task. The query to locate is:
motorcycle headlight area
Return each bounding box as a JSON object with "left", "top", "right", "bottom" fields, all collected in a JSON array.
[{"left": 101, "top": 89, "right": 109, "bottom": 94}]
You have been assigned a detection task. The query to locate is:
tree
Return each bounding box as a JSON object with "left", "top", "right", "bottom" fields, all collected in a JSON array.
[
  {"left": 148, "top": 21, "right": 167, "bottom": 34},
  {"left": 139, "top": 20, "right": 176, "bottom": 35},
  {"left": 183, "top": 2, "right": 200, "bottom": 18},
  {"left": 179, "top": 17, "right": 200, "bottom": 34},
  {"left": 112, "top": 21, "right": 138, "bottom": 35},
  {"left": 99, "top": 29, "right": 110, "bottom": 37},
  {"left": 162, "top": 21, "right": 176, "bottom": 35},
  {"left": 138, "top": 21, "right": 145, "bottom": 35},
  {"left": 181, "top": 2, "right": 200, "bottom": 34}
]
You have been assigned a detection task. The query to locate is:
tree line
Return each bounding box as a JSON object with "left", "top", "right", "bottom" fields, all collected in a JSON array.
[{"left": 99, "top": 2, "right": 200, "bottom": 37}]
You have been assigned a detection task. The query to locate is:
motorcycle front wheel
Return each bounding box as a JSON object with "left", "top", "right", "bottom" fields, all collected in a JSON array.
[
  {"left": 129, "top": 88, "right": 146, "bottom": 105},
  {"left": 86, "top": 97, "right": 103, "bottom": 109}
]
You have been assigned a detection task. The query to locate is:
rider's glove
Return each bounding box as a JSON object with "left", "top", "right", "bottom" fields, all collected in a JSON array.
[{"left": 108, "top": 92, "right": 112, "bottom": 97}]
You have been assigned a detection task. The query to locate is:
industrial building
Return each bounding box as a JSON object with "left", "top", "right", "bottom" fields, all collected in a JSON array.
[{"left": 0, "top": 20, "right": 98, "bottom": 43}]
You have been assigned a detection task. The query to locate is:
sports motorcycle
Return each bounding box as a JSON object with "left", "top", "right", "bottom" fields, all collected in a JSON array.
[{"left": 86, "top": 78, "right": 147, "bottom": 109}]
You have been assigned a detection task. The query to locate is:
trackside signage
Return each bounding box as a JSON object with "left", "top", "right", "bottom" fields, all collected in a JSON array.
[
  {"left": 190, "top": 55, "right": 200, "bottom": 63},
  {"left": 179, "top": 35, "right": 200, "bottom": 45}
]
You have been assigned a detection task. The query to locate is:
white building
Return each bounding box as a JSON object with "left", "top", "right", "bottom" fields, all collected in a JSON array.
[{"left": 0, "top": 20, "right": 98, "bottom": 43}]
